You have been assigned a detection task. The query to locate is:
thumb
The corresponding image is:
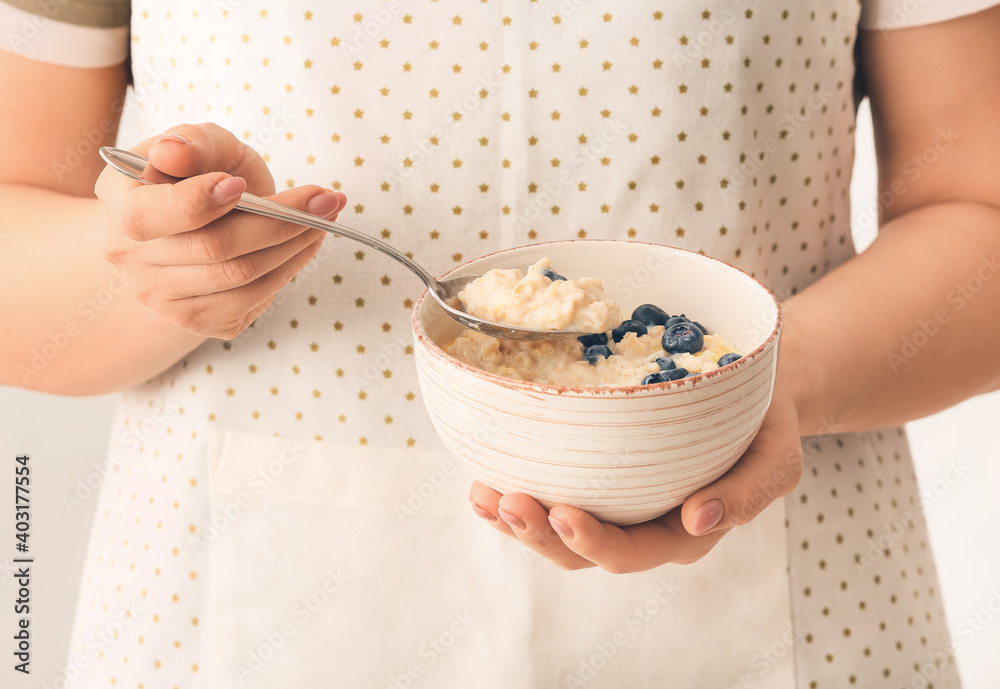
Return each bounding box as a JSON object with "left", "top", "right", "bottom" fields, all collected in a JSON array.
[{"left": 680, "top": 387, "right": 803, "bottom": 536}]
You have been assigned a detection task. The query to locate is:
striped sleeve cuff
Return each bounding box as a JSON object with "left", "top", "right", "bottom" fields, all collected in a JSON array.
[{"left": 0, "top": 0, "right": 130, "bottom": 68}]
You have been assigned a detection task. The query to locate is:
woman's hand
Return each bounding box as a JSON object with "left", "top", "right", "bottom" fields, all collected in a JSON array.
[
  {"left": 94, "top": 122, "right": 347, "bottom": 340},
  {"left": 468, "top": 382, "right": 803, "bottom": 573}
]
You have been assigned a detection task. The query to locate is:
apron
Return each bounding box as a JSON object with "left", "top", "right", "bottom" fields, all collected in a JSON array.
[{"left": 65, "top": 2, "right": 960, "bottom": 687}]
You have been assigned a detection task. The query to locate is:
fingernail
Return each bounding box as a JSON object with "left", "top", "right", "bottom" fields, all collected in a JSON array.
[
  {"left": 212, "top": 176, "right": 247, "bottom": 205},
  {"left": 498, "top": 508, "right": 526, "bottom": 530},
  {"left": 692, "top": 499, "right": 725, "bottom": 535},
  {"left": 154, "top": 133, "right": 191, "bottom": 146},
  {"left": 471, "top": 503, "right": 496, "bottom": 522},
  {"left": 548, "top": 515, "right": 574, "bottom": 539},
  {"left": 305, "top": 191, "right": 341, "bottom": 218}
]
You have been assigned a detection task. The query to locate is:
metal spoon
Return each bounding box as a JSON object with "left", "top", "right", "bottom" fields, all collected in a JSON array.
[{"left": 100, "top": 146, "right": 591, "bottom": 341}]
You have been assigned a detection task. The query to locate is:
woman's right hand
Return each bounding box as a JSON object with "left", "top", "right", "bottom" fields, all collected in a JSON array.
[{"left": 94, "top": 122, "right": 346, "bottom": 340}]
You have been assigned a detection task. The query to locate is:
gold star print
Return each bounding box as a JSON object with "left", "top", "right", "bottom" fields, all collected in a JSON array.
[
  {"left": 226, "top": 388, "right": 235, "bottom": 396},
  {"left": 403, "top": 110, "right": 413, "bottom": 120},
  {"left": 579, "top": 87, "right": 588, "bottom": 96},
  {"left": 403, "top": 15, "right": 412, "bottom": 23},
  {"left": 724, "top": 83, "right": 733, "bottom": 92},
  {"left": 430, "top": 230, "right": 439, "bottom": 239},
  {"left": 429, "top": 88, "right": 439, "bottom": 98},
  {"left": 403, "top": 63, "right": 412, "bottom": 72},
  {"left": 305, "top": 108, "right": 313, "bottom": 117},
  {"left": 577, "top": 229, "right": 587, "bottom": 238},
  {"left": 651, "top": 155, "right": 660, "bottom": 164},
  {"left": 578, "top": 135, "right": 588, "bottom": 144},
  {"left": 292, "top": 366, "right": 300, "bottom": 374},
  {"left": 601, "top": 109, "right": 611, "bottom": 118},
  {"left": 354, "top": 203, "right": 364, "bottom": 213},
  {"left": 354, "top": 251, "right": 365, "bottom": 260},
  {"left": 406, "top": 438, "right": 416, "bottom": 447},
  {"left": 600, "top": 204, "right": 610, "bottom": 213},
  {"left": 649, "top": 204, "right": 660, "bottom": 212},
  {"left": 628, "top": 181, "right": 637, "bottom": 190},
  {"left": 430, "top": 183, "right": 439, "bottom": 192},
  {"left": 452, "top": 64, "right": 462, "bottom": 73},
  {"left": 330, "top": 85, "right": 340, "bottom": 95},
  {"left": 306, "top": 155, "right": 315, "bottom": 164},
  {"left": 385, "top": 416, "right": 394, "bottom": 424},
  {"left": 352, "top": 12, "right": 362, "bottom": 22},
  {"left": 603, "top": 12, "right": 613, "bottom": 22},
  {"left": 627, "top": 228, "right": 637, "bottom": 237},
  {"left": 304, "top": 59, "right": 313, "bottom": 69},
  {"left": 358, "top": 391, "right": 366, "bottom": 400},
  {"left": 479, "top": 230, "right": 489, "bottom": 239},
  {"left": 382, "top": 323, "right": 392, "bottom": 333},
  {"left": 338, "top": 414, "right": 347, "bottom": 422},
  {"left": 403, "top": 205, "right": 414, "bottom": 215},
  {"left": 528, "top": 182, "right": 538, "bottom": 192},
  {"left": 479, "top": 41, "right": 488, "bottom": 50},
  {"left": 528, "top": 229, "right": 537, "bottom": 238},
  {"left": 380, "top": 87, "right": 390, "bottom": 96},
  {"left": 336, "top": 370, "right": 344, "bottom": 379},
  {"left": 653, "top": 11, "right": 663, "bottom": 19},
  {"left": 528, "top": 136, "right": 538, "bottom": 146},
  {"left": 333, "top": 274, "right": 343, "bottom": 284},
  {"left": 270, "top": 387, "right": 279, "bottom": 396},
  {"left": 528, "top": 89, "right": 538, "bottom": 98},
  {"left": 284, "top": 36, "right": 291, "bottom": 45},
  {"left": 601, "top": 157, "right": 610, "bottom": 166},
  {"left": 551, "top": 111, "right": 560, "bottom": 120},
  {"left": 630, "top": 37, "right": 639, "bottom": 46},
  {"left": 381, "top": 229, "right": 391, "bottom": 238},
  {"left": 701, "top": 58, "right": 710, "bottom": 68},
  {"left": 429, "top": 40, "right": 439, "bottom": 49},
  {"left": 628, "top": 133, "right": 638, "bottom": 142},
  {"left": 382, "top": 370, "right": 392, "bottom": 379},
  {"left": 678, "top": 84, "right": 688, "bottom": 93},
  {"left": 579, "top": 39, "right": 588, "bottom": 48},
  {"left": 602, "top": 61, "right": 612, "bottom": 70},
  {"left": 452, "top": 15, "right": 462, "bottom": 25},
  {"left": 719, "top": 226, "right": 729, "bottom": 235},
  {"left": 653, "top": 59, "right": 663, "bottom": 69},
  {"left": 502, "top": 16, "right": 512, "bottom": 25},
  {"left": 330, "top": 37, "right": 340, "bottom": 46},
  {"left": 380, "top": 135, "right": 390, "bottom": 144},
  {"left": 452, "top": 159, "right": 462, "bottom": 168},
  {"left": 259, "top": 9, "right": 267, "bottom": 18},
  {"left": 452, "top": 206, "right": 462, "bottom": 215},
  {"left": 353, "top": 108, "right": 364, "bottom": 118},
  {"left": 357, "top": 345, "right": 366, "bottom": 354},
  {"left": 529, "top": 41, "right": 538, "bottom": 50},
  {"left": 268, "top": 340, "right": 277, "bottom": 350},
  {"left": 678, "top": 132, "right": 687, "bottom": 142},
  {"left": 478, "top": 137, "right": 489, "bottom": 146},
  {"left": 380, "top": 39, "right": 389, "bottom": 48},
  {"left": 676, "top": 227, "right": 686, "bottom": 237},
  {"left": 746, "top": 9, "right": 753, "bottom": 18},
  {"left": 502, "top": 159, "right": 511, "bottom": 168},
  {"left": 676, "top": 180, "right": 685, "bottom": 189},
  {"left": 552, "top": 63, "right": 561, "bottom": 72},
  {"left": 694, "top": 201, "right": 704, "bottom": 211},
  {"left": 698, "top": 154, "right": 707, "bottom": 164},
  {"left": 248, "top": 364, "right": 257, "bottom": 373},
  {"left": 551, "top": 206, "right": 560, "bottom": 214},
  {"left": 726, "top": 35, "right": 735, "bottom": 44},
  {"left": 479, "top": 184, "right": 489, "bottom": 192},
  {"left": 429, "top": 136, "right": 438, "bottom": 144},
  {"left": 578, "top": 182, "right": 587, "bottom": 191},
  {"left": 403, "top": 299, "right": 414, "bottom": 308},
  {"left": 700, "top": 106, "right": 709, "bottom": 116},
  {"left": 354, "top": 156, "right": 364, "bottom": 166},
  {"left": 334, "top": 321, "right": 343, "bottom": 330},
  {"left": 241, "top": 34, "right": 249, "bottom": 43},
  {"left": 628, "top": 85, "right": 638, "bottom": 94},
  {"left": 551, "top": 158, "right": 560, "bottom": 167},
  {"left": 310, "top": 343, "right": 319, "bottom": 352}
]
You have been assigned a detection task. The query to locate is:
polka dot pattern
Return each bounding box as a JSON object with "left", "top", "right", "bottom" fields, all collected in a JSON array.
[{"left": 66, "top": 2, "right": 959, "bottom": 687}]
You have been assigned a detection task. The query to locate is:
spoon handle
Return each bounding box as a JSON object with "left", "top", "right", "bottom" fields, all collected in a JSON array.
[
  {"left": 235, "top": 192, "right": 437, "bottom": 288},
  {"left": 98, "top": 146, "right": 437, "bottom": 290}
]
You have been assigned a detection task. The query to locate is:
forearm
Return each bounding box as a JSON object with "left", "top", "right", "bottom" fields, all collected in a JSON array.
[
  {"left": 780, "top": 200, "right": 1000, "bottom": 436},
  {"left": 0, "top": 183, "right": 206, "bottom": 395}
]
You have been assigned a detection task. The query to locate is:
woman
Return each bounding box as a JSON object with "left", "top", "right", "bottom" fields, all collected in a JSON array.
[{"left": 2, "top": 0, "right": 998, "bottom": 686}]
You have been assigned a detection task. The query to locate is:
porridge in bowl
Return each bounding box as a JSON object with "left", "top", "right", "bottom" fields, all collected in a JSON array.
[
  {"left": 457, "top": 257, "right": 622, "bottom": 332},
  {"left": 447, "top": 259, "right": 743, "bottom": 387}
]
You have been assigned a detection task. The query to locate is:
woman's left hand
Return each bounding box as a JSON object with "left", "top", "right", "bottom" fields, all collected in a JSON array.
[{"left": 468, "top": 383, "right": 804, "bottom": 573}]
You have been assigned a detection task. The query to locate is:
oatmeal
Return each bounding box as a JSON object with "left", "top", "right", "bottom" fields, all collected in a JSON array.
[
  {"left": 456, "top": 257, "right": 622, "bottom": 332},
  {"left": 446, "top": 303, "right": 743, "bottom": 387}
]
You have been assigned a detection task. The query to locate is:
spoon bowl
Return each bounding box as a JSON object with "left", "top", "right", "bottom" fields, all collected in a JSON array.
[{"left": 99, "top": 146, "right": 595, "bottom": 341}]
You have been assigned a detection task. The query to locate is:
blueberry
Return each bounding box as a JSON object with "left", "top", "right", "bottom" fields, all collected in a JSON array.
[
  {"left": 583, "top": 344, "right": 613, "bottom": 365},
  {"left": 692, "top": 321, "right": 708, "bottom": 335},
  {"left": 661, "top": 322, "right": 705, "bottom": 354},
  {"left": 664, "top": 314, "right": 692, "bottom": 329},
  {"left": 577, "top": 332, "right": 608, "bottom": 348},
  {"left": 611, "top": 319, "right": 648, "bottom": 343},
  {"left": 641, "top": 368, "right": 690, "bottom": 385},
  {"left": 630, "top": 304, "right": 670, "bottom": 327},
  {"left": 654, "top": 356, "right": 677, "bottom": 371},
  {"left": 717, "top": 353, "right": 742, "bottom": 367},
  {"left": 540, "top": 267, "right": 566, "bottom": 281}
]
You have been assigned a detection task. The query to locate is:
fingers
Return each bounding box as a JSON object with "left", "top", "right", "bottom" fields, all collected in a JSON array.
[
  {"left": 144, "top": 122, "right": 276, "bottom": 194},
  {"left": 161, "top": 234, "right": 325, "bottom": 339},
  {"left": 97, "top": 168, "right": 247, "bottom": 242},
  {"left": 469, "top": 482, "right": 594, "bottom": 571},
  {"left": 139, "top": 226, "right": 323, "bottom": 299},
  {"left": 680, "top": 387, "right": 803, "bottom": 537},
  {"left": 548, "top": 505, "right": 728, "bottom": 572},
  {"left": 131, "top": 186, "right": 346, "bottom": 265}
]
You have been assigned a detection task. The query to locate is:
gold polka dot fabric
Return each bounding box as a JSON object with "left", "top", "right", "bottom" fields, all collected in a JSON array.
[{"left": 67, "top": 2, "right": 960, "bottom": 687}]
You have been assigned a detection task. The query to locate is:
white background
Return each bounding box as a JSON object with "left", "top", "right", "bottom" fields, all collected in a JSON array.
[{"left": 1, "top": 100, "right": 998, "bottom": 688}]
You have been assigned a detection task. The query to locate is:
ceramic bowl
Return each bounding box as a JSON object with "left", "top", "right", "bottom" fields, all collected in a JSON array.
[{"left": 411, "top": 240, "right": 781, "bottom": 525}]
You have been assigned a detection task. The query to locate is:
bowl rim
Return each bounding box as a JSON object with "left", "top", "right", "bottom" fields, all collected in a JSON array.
[{"left": 411, "top": 239, "right": 783, "bottom": 397}]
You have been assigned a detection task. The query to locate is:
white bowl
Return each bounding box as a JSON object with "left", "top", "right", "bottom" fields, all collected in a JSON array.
[{"left": 411, "top": 240, "right": 781, "bottom": 525}]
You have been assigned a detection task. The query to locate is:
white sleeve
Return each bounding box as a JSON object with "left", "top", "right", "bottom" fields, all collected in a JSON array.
[{"left": 861, "top": 0, "right": 1000, "bottom": 30}]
